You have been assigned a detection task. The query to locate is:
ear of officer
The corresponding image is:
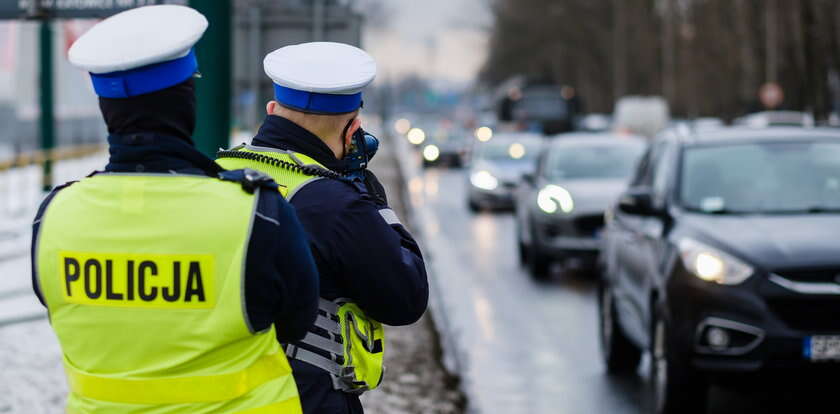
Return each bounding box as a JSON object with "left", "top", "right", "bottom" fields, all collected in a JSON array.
[
  {"left": 30, "top": 5, "right": 318, "bottom": 414},
  {"left": 215, "top": 42, "right": 429, "bottom": 413}
]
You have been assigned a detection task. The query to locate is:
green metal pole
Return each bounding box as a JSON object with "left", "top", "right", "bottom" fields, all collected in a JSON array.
[
  {"left": 190, "top": 0, "right": 232, "bottom": 157},
  {"left": 39, "top": 19, "right": 55, "bottom": 192}
]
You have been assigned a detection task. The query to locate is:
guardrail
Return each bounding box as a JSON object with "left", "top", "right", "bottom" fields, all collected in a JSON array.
[
  {"left": 0, "top": 144, "right": 106, "bottom": 173},
  {"left": 0, "top": 144, "right": 108, "bottom": 220}
]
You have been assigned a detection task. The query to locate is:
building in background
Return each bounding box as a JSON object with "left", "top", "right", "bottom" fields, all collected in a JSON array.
[
  {"left": 0, "top": 20, "right": 103, "bottom": 154},
  {"left": 232, "top": 0, "right": 363, "bottom": 132}
]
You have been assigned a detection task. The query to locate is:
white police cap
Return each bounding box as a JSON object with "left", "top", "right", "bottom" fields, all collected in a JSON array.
[
  {"left": 264, "top": 42, "right": 377, "bottom": 114},
  {"left": 68, "top": 5, "right": 208, "bottom": 99}
]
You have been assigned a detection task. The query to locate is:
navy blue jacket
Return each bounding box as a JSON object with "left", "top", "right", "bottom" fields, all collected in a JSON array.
[
  {"left": 31, "top": 133, "right": 319, "bottom": 343},
  {"left": 248, "top": 116, "right": 429, "bottom": 414}
]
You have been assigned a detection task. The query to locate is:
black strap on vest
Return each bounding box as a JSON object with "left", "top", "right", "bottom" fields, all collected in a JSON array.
[{"left": 217, "top": 168, "right": 281, "bottom": 194}]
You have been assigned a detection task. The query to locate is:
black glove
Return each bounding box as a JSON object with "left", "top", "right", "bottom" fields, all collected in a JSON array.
[{"left": 363, "top": 170, "right": 388, "bottom": 206}]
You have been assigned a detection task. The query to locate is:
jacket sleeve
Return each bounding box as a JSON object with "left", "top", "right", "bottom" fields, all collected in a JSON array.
[
  {"left": 244, "top": 190, "right": 319, "bottom": 342},
  {"left": 330, "top": 196, "right": 429, "bottom": 326}
]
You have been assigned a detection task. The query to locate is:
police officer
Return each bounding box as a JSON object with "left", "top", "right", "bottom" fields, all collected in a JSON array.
[
  {"left": 216, "top": 42, "right": 429, "bottom": 413},
  {"left": 30, "top": 6, "right": 318, "bottom": 413}
]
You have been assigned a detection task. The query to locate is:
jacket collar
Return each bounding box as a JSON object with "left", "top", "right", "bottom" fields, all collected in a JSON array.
[
  {"left": 105, "top": 133, "right": 222, "bottom": 176},
  {"left": 250, "top": 115, "right": 345, "bottom": 171}
]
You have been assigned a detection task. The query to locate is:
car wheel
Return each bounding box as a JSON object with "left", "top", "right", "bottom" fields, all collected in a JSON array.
[
  {"left": 516, "top": 219, "right": 528, "bottom": 265},
  {"left": 468, "top": 198, "right": 481, "bottom": 213},
  {"left": 599, "top": 284, "right": 641, "bottom": 374},
  {"left": 517, "top": 241, "right": 527, "bottom": 266},
  {"left": 651, "top": 309, "right": 708, "bottom": 414},
  {"left": 527, "top": 243, "right": 551, "bottom": 279}
]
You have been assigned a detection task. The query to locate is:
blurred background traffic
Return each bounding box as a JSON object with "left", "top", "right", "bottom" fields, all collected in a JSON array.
[{"left": 3, "top": 1, "right": 840, "bottom": 413}]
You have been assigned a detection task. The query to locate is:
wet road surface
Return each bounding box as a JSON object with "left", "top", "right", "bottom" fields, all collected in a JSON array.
[
  {"left": 407, "top": 164, "right": 838, "bottom": 414},
  {"left": 409, "top": 166, "right": 650, "bottom": 414}
]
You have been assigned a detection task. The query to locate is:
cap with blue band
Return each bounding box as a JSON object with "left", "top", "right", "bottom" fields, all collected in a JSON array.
[
  {"left": 68, "top": 5, "right": 208, "bottom": 99},
  {"left": 91, "top": 49, "right": 198, "bottom": 99},
  {"left": 274, "top": 84, "right": 363, "bottom": 114},
  {"left": 264, "top": 42, "right": 376, "bottom": 115}
]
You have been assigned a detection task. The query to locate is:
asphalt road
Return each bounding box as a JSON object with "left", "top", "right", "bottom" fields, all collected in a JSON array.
[
  {"left": 411, "top": 166, "right": 650, "bottom": 413},
  {"left": 410, "top": 166, "right": 837, "bottom": 414}
]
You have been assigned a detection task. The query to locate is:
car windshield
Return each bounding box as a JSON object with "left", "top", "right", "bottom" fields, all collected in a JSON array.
[
  {"left": 680, "top": 141, "right": 840, "bottom": 214},
  {"left": 429, "top": 130, "right": 465, "bottom": 144},
  {"left": 544, "top": 141, "right": 645, "bottom": 180},
  {"left": 476, "top": 139, "right": 541, "bottom": 162},
  {"left": 515, "top": 91, "right": 568, "bottom": 120}
]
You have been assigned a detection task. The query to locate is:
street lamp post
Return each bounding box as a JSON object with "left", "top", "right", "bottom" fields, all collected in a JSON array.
[
  {"left": 190, "top": 0, "right": 232, "bottom": 157},
  {"left": 38, "top": 5, "right": 55, "bottom": 191}
]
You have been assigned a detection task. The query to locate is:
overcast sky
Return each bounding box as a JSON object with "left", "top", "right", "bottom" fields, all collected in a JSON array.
[{"left": 361, "top": 0, "right": 491, "bottom": 86}]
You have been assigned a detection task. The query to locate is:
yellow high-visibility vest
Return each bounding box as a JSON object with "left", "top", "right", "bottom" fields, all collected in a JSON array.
[
  {"left": 218, "top": 146, "right": 386, "bottom": 394},
  {"left": 35, "top": 173, "right": 302, "bottom": 414}
]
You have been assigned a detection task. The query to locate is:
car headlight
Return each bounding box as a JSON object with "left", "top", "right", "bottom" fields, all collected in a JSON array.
[
  {"left": 678, "top": 238, "right": 753, "bottom": 285},
  {"left": 423, "top": 144, "right": 440, "bottom": 161},
  {"left": 537, "top": 185, "right": 574, "bottom": 214},
  {"left": 470, "top": 170, "right": 498, "bottom": 191},
  {"left": 407, "top": 128, "right": 426, "bottom": 145}
]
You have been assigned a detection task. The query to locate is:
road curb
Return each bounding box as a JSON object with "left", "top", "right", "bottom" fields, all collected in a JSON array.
[{"left": 388, "top": 132, "right": 469, "bottom": 394}]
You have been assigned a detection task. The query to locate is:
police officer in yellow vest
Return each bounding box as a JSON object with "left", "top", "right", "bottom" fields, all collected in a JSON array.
[
  {"left": 30, "top": 6, "right": 319, "bottom": 413},
  {"left": 216, "top": 42, "right": 429, "bottom": 413}
]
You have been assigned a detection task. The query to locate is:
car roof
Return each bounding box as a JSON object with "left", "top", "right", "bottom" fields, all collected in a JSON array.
[
  {"left": 491, "top": 132, "right": 543, "bottom": 140},
  {"left": 478, "top": 133, "right": 544, "bottom": 147},
  {"left": 664, "top": 126, "right": 840, "bottom": 147},
  {"left": 547, "top": 132, "right": 646, "bottom": 148}
]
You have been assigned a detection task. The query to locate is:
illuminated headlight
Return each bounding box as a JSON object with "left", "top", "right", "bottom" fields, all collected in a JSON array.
[
  {"left": 508, "top": 143, "right": 526, "bottom": 159},
  {"left": 470, "top": 170, "right": 498, "bottom": 191},
  {"left": 678, "top": 238, "right": 753, "bottom": 285},
  {"left": 423, "top": 145, "right": 440, "bottom": 162},
  {"left": 537, "top": 185, "right": 574, "bottom": 214},
  {"left": 475, "top": 126, "right": 493, "bottom": 142},
  {"left": 407, "top": 128, "right": 426, "bottom": 145},
  {"left": 394, "top": 118, "right": 411, "bottom": 135}
]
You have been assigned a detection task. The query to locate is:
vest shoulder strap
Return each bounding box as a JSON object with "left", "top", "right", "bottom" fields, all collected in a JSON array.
[
  {"left": 217, "top": 145, "right": 353, "bottom": 200},
  {"left": 217, "top": 168, "right": 281, "bottom": 194}
]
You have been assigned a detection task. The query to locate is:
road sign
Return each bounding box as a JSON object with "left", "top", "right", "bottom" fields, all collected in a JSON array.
[{"left": 1, "top": 0, "right": 187, "bottom": 20}]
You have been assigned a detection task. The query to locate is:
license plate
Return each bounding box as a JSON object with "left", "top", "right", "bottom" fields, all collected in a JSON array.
[{"left": 804, "top": 336, "right": 840, "bottom": 361}]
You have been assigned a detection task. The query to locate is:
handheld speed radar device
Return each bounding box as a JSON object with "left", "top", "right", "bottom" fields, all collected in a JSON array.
[{"left": 344, "top": 128, "right": 379, "bottom": 180}]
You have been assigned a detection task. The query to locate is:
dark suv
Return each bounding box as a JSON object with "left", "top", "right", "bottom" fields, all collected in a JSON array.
[{"left": 599, "top": 127, "right": 840, "bottom": 413}]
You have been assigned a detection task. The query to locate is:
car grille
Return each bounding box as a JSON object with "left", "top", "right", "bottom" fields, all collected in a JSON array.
[
  {"left": 768, "top": 298, "right": 840, "bottom": 332},
  {"left": 573, "top": 214, "right": 604, "bottom": 237},
  {"left": 544, "top": 223, "right": 565, "bottom": 238},
  {"left": 774, "top": 268, "right": 840, "bottom": 284}
]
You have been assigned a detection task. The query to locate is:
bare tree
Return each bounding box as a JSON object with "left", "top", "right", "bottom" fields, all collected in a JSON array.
[{"left": 481, "top": 0, "right": 839, "bottom": 119}]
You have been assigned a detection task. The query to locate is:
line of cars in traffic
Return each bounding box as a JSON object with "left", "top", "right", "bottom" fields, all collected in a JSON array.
[{"left": 411, "top": 119, "right": 840, "bottom": 414}]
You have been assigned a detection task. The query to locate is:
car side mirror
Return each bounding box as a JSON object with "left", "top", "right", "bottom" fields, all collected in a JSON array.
[{"left": 618, "top": 187, "right": 660, "bottom": 216}]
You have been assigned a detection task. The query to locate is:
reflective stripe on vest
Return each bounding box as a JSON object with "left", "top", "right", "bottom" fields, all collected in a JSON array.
[
  {"left": 64, "top": 352, "right": 291, "bottom": 404},
  {"left": 66, "top": 398, "right": 303, "bottom": 414},
  {"left": 36, "top": 174, "right": 301, "bottom": 414}
]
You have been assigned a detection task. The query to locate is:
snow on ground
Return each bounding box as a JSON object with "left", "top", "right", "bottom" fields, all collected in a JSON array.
[
  {"left": 0, "top": 320, "right": 65, "bottom": 414},
  {"left": 0, "top": 153, "right": 105, "bottom": 413}
]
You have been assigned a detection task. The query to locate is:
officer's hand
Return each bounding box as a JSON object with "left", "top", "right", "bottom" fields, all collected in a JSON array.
[{"left": 363, "top": 170, "right": 388, "bottom": 206}]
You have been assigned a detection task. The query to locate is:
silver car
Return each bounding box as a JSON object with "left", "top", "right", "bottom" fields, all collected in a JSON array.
[
  {"left": 515, "top": 134, "right": 646, "bottom": 278},
  {"left": 467, "top": 133, "right": 543, "bottom": 211}
]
